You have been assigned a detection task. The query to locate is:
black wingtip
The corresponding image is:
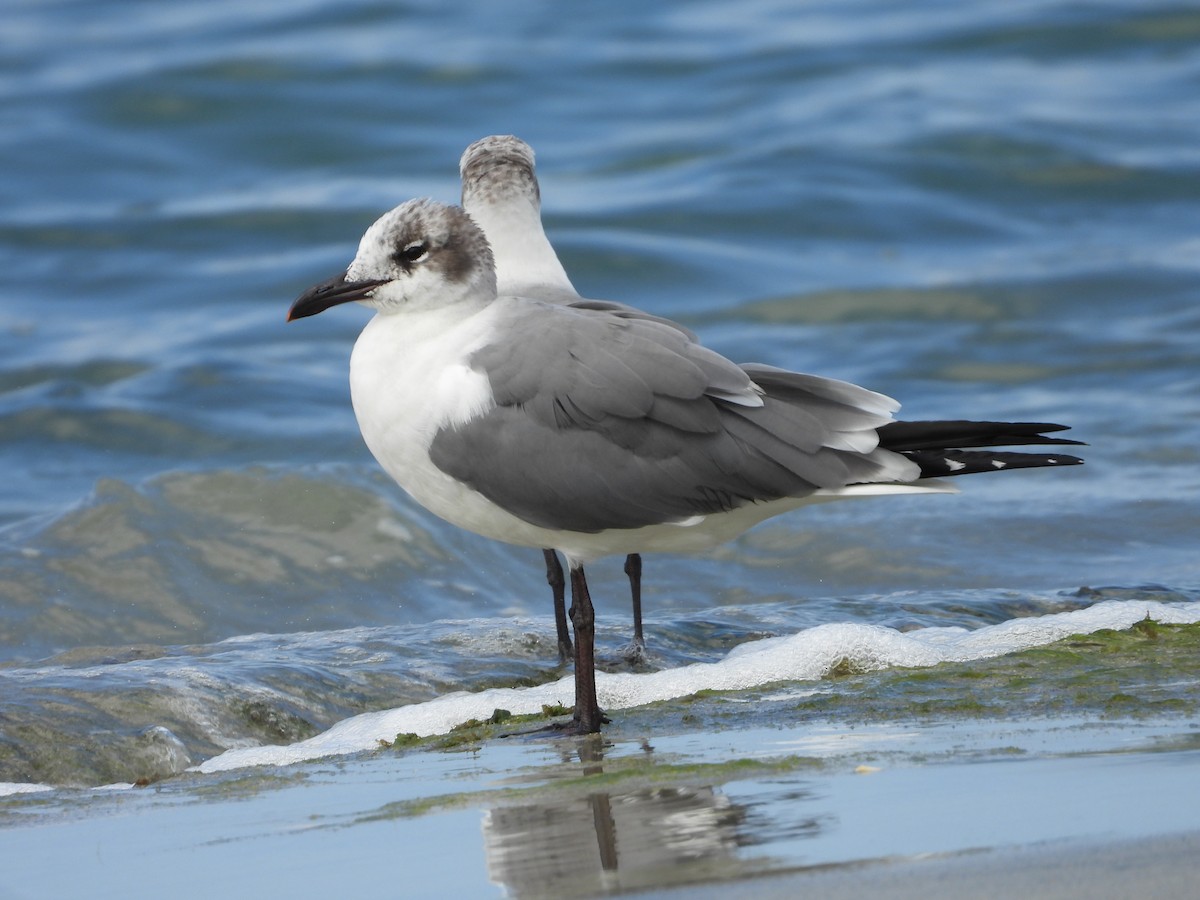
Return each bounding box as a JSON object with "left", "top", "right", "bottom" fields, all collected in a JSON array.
[
  {"left": 903, "top": 448, "right": 1084, "bottom": 479},
  {"left": 879, "top": 420, "right": 1086, "bottom": 452}
]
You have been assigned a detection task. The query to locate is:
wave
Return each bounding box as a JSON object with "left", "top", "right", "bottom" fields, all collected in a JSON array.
[{"left": 193, "top": 598, "right": 1200, "bottom": 774}]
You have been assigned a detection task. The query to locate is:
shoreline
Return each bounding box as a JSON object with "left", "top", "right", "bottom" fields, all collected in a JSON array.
[{"left": 1, "top": 719, "right": 1197, "bottom": 898}]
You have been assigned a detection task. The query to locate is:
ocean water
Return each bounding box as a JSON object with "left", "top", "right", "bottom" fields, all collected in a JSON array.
[{"left": 2, "top": 0, "right": 1199, "bottom": 892}]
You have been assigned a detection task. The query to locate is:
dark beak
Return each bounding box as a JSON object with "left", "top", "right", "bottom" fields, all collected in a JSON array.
[{"left": 287, "top": 270, "right": 390, "bottom": 321}]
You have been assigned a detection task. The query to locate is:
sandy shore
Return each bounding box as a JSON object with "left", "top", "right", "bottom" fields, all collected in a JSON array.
[
  {"left": 629, "top": 831, "right": 1200, "bottom": 900},
  {"left": 3, "top": 716, "right": 1197, "bottom": 898}
]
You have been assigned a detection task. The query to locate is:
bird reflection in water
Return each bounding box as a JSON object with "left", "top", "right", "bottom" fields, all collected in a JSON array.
[{"left": 480, "top": 739, "right": 816, "bottom": 897}]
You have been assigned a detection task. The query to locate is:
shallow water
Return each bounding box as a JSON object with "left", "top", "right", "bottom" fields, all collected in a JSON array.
[
  {"left": 3, "top": 710, "right": 1199, "bottom": 898},
  {"left": 2, "top": 0, "right": 1199, "bottom": 893}
]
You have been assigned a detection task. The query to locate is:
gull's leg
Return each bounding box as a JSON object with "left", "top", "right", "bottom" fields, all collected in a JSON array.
[
  {"left": 543, "top": 549, "right": 572, "bottom": 663},
  {"left": 569, "top": 563, "right": 604, "bottom": 733},
  {"left": 622, "top": 553, "right": 646, "bottom": 662}
]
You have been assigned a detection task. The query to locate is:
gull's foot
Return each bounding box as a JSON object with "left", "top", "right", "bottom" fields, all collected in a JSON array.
[
  {"left": 619, "top": 637, "right": 647, "bottom": 666},
  {"left": 569, "top": 706, "right": 612, "bottom": 732}
]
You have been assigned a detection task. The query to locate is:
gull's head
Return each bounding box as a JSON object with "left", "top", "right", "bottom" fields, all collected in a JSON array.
[
  {"left": 288, "top": 198, "right": 496, "bottom": 321},
  {"left": 459, "top": 134, "right": 540, "bottom": 211}
]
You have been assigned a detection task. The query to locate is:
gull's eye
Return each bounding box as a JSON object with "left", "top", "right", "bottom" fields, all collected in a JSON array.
[{"left": 394, "top": 241, "right": 429, "bottom": 266}]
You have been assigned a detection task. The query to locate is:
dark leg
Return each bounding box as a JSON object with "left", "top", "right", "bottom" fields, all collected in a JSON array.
[
  {"left": 569, "top": 564, "right": 603, "bottom": 733},
  {"left": 543, "top": 549, "right": 572, "bottom": 663},
  {"left": 590, "top": 793, "right": 619, "bottom": 872},
  {"left": 623, "top": 553, "right": 645, "bottom": 660}
]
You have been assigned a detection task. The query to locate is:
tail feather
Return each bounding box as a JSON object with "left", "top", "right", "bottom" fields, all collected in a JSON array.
[
  {"left": 878, "top": 420, "right": 1085, "bottom": 480},
  {"left": 878, "top": 420, "right": 1085, "bottom": 452},
  {"left": 901, "top": 448, "right": 1083, "bottom": 478}
]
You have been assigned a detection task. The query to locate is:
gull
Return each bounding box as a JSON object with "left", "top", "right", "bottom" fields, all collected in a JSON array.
[
  {"left": 460, "top": 134, "right": 651, "bottom": 663},
  {"left": 287, "top": 197, "right": 1083, "bottom": 733}
]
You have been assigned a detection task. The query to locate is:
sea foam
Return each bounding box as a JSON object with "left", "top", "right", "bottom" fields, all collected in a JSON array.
[{"left": 193, "top": 598, "right": 1200, "bottom": 774}]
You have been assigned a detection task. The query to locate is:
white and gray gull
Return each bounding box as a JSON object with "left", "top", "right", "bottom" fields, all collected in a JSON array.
[
  {"left": 460, "top": 134, "right": 663, "bottom": 663},
  {"left": 287, "top": 196, "right": 1083, "bottom": 734}
]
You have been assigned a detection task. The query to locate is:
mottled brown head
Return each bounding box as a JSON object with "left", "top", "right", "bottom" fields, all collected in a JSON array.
[
  {"left": 288, "top": 199, "right": 497, "bottom": 320},
  {"left": 460, "top": 135, "right": 541, "bottom": 209}
]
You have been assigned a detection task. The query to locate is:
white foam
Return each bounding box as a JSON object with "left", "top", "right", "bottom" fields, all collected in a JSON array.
[
  {"left": 0, "top": 782, "right": 54, "bottom": 797},
  {"left": 193, "top": 599, "right": 1200, "bottom": 774},
  {"left": 0, "top": 777, "right": 149, "bottom": 799}
]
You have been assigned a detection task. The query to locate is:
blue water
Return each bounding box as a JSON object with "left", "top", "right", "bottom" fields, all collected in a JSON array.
[{"left": 1, "top": 0, "right": 1198, "bottom": 798}]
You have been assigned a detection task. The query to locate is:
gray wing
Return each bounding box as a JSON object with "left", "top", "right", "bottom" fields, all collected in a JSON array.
[
  {"left": 566, "top": 298, "right": 699, "bottom": 341},
  {"left": 428, "top": 303, "right": 907, "bottom": 533}
]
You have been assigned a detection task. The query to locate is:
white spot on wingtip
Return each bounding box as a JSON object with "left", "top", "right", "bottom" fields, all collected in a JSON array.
[
  {"left": 947, "top": 459, "right": 966, "bottom": 471},
  {"left": 991, "top": 459, "right": 1007, "bottom": 469}
]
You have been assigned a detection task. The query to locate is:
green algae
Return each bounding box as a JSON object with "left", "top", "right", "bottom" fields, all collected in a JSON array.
[
  {"left": 232, "top": 698, "right": 321, "bottom": 745},
  {"left": 383, "top": 704, "right": 578, "bottom": 752},
  {"left": 181, "top": 768, "right": 312, "bottom": 802},
  {"left": 785, "top": 619, "right": 1200, "bottom": 725}
]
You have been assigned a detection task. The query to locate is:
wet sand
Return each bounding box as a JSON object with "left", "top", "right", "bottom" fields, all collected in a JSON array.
[
  {"left": 631, "top": 831, "right": 1200, "bottom": 900},
  {"left": 3, "top": 712, "right": 1198, "bottom": 899}
]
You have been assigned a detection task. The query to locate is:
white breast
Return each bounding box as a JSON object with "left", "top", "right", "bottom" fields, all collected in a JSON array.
[{"left": 349, "top": 305, "right": 561, "bottom": 548}]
